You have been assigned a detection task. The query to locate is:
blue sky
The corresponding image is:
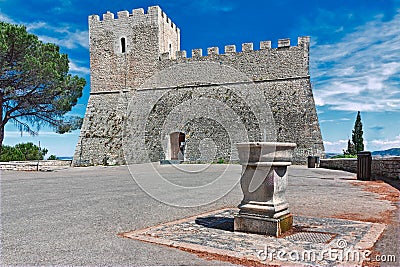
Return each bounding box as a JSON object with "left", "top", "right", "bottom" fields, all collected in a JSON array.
[{"left": 1, "top": 0, "right": 399, "bottom": 156}]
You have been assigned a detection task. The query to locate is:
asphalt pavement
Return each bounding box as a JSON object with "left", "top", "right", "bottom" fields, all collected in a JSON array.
[{"left": 1, "top": 164, "right": 398, "bottom": 266}]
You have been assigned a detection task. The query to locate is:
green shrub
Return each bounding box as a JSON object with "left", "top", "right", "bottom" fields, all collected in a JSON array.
[
  {"left": 47, "top": 155, "right": 58, "bottom": 160},
  {"left": 0, "top": 145, "right": 25, "bottom": 161},
  {"left": 0, "top": 142, "right": 48, "bottom": 161},
  {"left": 331, "top": 154, "right": 357, "bottom": 159},
  {"left": 217, "top": 158, "right": 225, "bottom": 164}
]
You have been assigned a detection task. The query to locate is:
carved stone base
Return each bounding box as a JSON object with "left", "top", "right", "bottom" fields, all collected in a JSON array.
[{"left": 234, "top": 213, "right": 293, "bottom": 237}]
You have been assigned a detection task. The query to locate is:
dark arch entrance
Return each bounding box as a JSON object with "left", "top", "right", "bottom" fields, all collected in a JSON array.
[{"left": 170, "top": 132, "right": 185, "bottom": 160}]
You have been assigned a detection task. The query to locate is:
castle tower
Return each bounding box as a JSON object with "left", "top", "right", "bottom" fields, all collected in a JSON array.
[
  {"left": 73, "top": 6, "right": 180, "bottom": 165},
  {"left": 88, "top": 6, "right": 180, "bottom": 94},
  {"left": 74, "top": 6, "right": 325, "bottom": 166}
]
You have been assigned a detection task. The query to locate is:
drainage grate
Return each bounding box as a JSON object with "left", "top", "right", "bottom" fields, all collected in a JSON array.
[{"left": 285, "top": 232, "right": 335, "bottom": 243}]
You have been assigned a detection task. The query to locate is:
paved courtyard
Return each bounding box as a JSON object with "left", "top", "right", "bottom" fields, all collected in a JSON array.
[{"left": 1, "top": 164, "right": 398, "bottom": 266}]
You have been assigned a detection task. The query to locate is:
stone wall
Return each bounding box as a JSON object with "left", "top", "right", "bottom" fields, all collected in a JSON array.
[
  {"left": 73, "top": 6, "right": 325, "bottom": 166},
  {"left": 158, "top": 37, "right": 311, "bottom": 81},
  {"left": 320, "top": 157, "right": 400, "bottom": 180},
  {"left": 88, "top": 6, "right": 180, "bottom": 93},
  {"left": 372, "top": 157, "right": 400, "bottom": 180},
  {"left": 319, "top": 158, "right": 357, "bottom": 173},
  {"left": 74, "top": 94, "right": 127, "bottom": 166},
  {"left": 0, "top": 160, "right": 72, "bottom": 171}
]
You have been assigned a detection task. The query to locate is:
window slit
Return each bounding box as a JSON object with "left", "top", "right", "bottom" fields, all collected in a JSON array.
[{"left": 121, "top": 38, "right": 126, "bottom": 53}]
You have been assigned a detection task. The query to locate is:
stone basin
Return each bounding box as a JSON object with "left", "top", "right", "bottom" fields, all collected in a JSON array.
[
  {"left": 234, "top": 142, "right": 297, "bottom": 237},
  {"left": 236, "top": 142, "right": 297, "bottom": 164}
]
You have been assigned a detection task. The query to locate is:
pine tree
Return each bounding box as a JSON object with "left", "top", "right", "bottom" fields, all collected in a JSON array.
[
  {"left": 0, "top": 142, "right": 48, "bottom": 161},
  {"left": 0, "top": 22, "right": 86, "bottom": 147},
  {"left": 352, "top": 111, "right": 364, "bottom": 153}
]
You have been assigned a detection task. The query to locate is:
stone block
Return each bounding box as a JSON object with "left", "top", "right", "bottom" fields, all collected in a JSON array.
[
  {"left": 260, "top": 41, "right": 271, "bottom": 49},
  {"left": 192, "top": 48, "right": 202, "bottom": 57},
  {"left": 278, "top": 38, "right": 290, "bottom": 48},
  {"left": 224, "top": 45, "right": 236, "bottom": 53},
  {"left": 117, "top": 11, "right": 129, "bottom": 18},
  {"left": 234, "top": 213, "right": 293, "bottom": 237},
  {"left": 207, "top": 47, "right": 219, "bottom": 55},
  {"left": 242, "top": 43, "right": 253, "bottom": 52},
  {"left": 103, "top": 11, "right": 114, "bottom": 21},
  {"left": 176, "top": 50, "right": 187, "bottom": 59}
]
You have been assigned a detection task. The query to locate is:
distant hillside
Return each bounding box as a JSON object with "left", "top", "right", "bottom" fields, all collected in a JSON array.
[
  {"left": 324, "top": 148, "right": 400, "bottom": 158},
  {"left": 325, "top": 153, "right": 340, "bottom": 158},
  {"left": 53, "top": 156, "right": 73, "bottom": 161},
  {"left": 372, "top": 148, "right": 400, "bottom": 157}
]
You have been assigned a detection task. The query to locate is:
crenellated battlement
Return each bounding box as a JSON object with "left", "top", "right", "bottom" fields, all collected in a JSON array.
[
  {"left": 77, "top": 6, "right": 324, "bottom": 167},
  {"left": 159, "top": 37, "right": 310, "bottom": 60},
  {"left": 89, "top": 6, "right": 179, "bottom": 32}
]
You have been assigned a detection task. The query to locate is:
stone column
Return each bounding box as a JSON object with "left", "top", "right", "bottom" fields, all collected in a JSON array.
[{"left": 234, "top": 142, "right": 296, "bottom": 237}]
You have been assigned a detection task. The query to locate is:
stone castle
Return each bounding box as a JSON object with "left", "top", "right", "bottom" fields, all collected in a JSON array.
[{"left": 73, "top": 6, "right": 325, "bottom": 165}]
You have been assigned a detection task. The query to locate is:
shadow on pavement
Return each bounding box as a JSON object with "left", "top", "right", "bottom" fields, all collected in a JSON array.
[{"left": 195, "top": 216, "right": 234, "bottom": 232}]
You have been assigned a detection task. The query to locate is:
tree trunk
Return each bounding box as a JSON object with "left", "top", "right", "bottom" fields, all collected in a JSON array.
[{"left": 0, "top": 124, "right": 4, "bottom": 149}]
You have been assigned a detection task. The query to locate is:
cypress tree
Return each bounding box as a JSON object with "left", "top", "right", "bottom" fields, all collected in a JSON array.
[{"left": 352, "top": 111, "right": 364, "bottom": 153}]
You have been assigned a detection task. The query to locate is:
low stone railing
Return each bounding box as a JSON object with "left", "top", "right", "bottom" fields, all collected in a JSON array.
[
  {"left": 319, "top": 158, "right": 357, "bottom": 173},
  {"left": 371, "top": 157, "right": 400, "bottom": 180},
  {"left": 0, "top": 160, "right": 72, "bottom": 171},
  {"left": 320, "top": 157, "right": 400, "bottom": 180}
]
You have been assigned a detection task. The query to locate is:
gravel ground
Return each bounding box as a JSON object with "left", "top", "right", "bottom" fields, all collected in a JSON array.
[{"left": 1, "top": 164, "right": 398, "bottom": 266}]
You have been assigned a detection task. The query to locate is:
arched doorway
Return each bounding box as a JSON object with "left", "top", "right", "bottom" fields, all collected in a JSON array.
[{"left": 169, "top": 132, "right": 185, "bottom": 161}]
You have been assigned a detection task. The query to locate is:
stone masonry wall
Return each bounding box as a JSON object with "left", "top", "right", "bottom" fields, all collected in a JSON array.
[
  {"left": 0, "top": 160, "right": 72, "bottom": 171},
  {"left": 123, "top": 79, "right": 272, "bottom": 164},
  {"left": 319, "top": 158, "right": 358, "bottom": 173},
  {"left": 320, "top": 157, "right": 400, "bottom": 180},
  {"left": 372, "top": 157, "right": 400, "bottom": 180},
  {"left": 88, "top": 6, "right": 180, "bottom": 93},
  {"left": 73, "top": 6, "right": 325, "bottom": 166},
  {"left": 158, "top": 37, "right": 310, "bottom": 81},
  {"left": 74, "top": 94, "right": 127, "bottom": 166}
]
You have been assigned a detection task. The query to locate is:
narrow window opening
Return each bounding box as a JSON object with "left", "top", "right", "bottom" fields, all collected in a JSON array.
[
  {"left": 169, "top": 43, "right": 172, "bottom": 56},
  {"left": 121, "top": 37, "right": 126, "bottom": 53}
]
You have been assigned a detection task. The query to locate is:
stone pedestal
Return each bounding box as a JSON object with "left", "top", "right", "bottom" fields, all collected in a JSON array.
[{"left": 234, "top": 142, "right": 296, "bottom": 237}]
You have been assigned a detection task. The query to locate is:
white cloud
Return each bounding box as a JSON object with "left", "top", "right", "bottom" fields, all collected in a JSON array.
[
  {"left": 311, "top": 11, "right": 400, "bottom": 112},
  {"left": 27, "top": 21, "right": 89, "bottom": 50},
  {"left": 1, "top": 11, "right": 88, "bottom": 50},
  {"left": 69, "top": 61, "right": 90, "bottom": 75},
  {"left": 324, "top": 135, "right": 400, "bottom": 152},
  {"left": 319, "top": 117, "right": 351, "bottom": 123},
  {"left": 5, "top": 131, "right": 75, "bottom": 138},
  {"left": 368, "top": 135, "right": 400, "bottom": 151},
  {"left": 323, "top": 139, "right": 348, "bottom": 153},
  {"left": 0, "top": 11, "right": 14, "bottom": 23},
  {"left": 0, "top": 11, "right": 89, "bottom": 75},
  {"left": 25, "top": 21, "right": 47, "bottom": 31}
]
